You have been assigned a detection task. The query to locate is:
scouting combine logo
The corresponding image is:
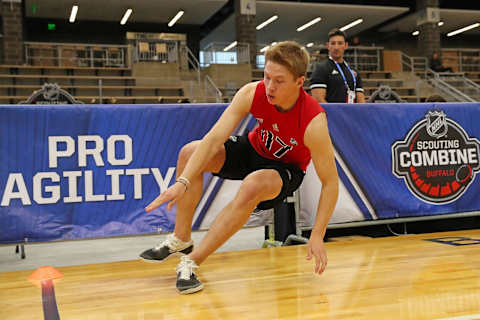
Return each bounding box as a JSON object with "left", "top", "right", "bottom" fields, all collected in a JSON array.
[{"left": 392, "top": 110, "right": 480, "bottom": 204}]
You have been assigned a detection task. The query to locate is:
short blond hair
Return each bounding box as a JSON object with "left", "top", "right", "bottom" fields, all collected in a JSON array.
[{"left": 265, "top": 41, "right": 310, "bottom": 79}]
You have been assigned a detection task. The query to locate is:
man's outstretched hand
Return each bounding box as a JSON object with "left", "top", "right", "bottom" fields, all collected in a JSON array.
[
  {"left": 306, "top": 232, "right": 328, "bottom": 275},
  {"left": 145, "top": 182, "right": 186, "bottom": 212}
]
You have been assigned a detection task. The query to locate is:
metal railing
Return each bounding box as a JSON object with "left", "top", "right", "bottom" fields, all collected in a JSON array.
[
  {"left": 424, "top": 68, "right": 477, "bottom": 102},
  {"left": 400, "top": 52, "right": 428, "bottom": 73},
  {"left": 131, "top": 40, "right": 201, "bottom": 88},
  {"left": 204, "top": 75, "right": 223, "bottom": 103},
  {"left": 401, "top": 48, "right": 480, "bottom": 75},
  {"left": 442, "top": 48, "right": 480, "bottom": 72},
  {"left": 24, "top": 42, "right": 129, "bottom": 68},
  {"left": 180, "top": 46, "right": 201, "bottom": 85},
  {"left": 432, "top": 71, "right": 480, "bottom": 102},
  {"left": 400, "top": 51, "right": 477, "bottom": 102},
  {"left": 459, "top": 77, "right": 480, "bottom": 101},
  {"left": 200, "top": 42, "right": 250, "bottom": 67},
  {"left": 306, "top": 45, "right": 384, "bottom": 71},
  {"left": 132, "top": 40, "right": 179, "bottom": 64}
]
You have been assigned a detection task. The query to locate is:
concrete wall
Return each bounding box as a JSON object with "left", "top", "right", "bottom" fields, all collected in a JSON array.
[
  {"left": 132, "top": 62, "right": 181, "bottom": 86},
  {"left": 202, "top": 64, "right": 252, "bottom": 89}
]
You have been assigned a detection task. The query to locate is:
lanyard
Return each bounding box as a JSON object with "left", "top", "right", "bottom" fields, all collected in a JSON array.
[{"left": 332, "top": 58, "right": 356, "bottom": 91}]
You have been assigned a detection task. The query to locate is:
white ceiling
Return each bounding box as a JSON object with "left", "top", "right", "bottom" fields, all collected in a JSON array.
[
  {"left": 379, "top": 8, "right": 480, "bottom": 35},
  {"left": 23, "top": 0, "right": 480, "bottom": 48},
  {"left": 201, "top": 1, "right": 409, "bottom": 48},
  {"left": 25, "top": 0, "right": 228, "bottom": 24}
]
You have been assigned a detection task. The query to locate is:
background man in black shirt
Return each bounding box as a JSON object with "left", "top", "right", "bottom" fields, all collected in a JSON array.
[
  {"left": 309, "top": 29, "right": 365, "bottom": 103},
  {"left": 430, "top": 51, "right": 453, "bottom": 73}
]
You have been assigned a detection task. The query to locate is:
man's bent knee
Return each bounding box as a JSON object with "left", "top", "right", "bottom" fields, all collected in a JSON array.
[
  {"left": 235, "top": 170, "right": 283, "bottom": 206},
  {"left": 178, "top": 141, "right": 199, "bottom": 169},
  {"left": 177, "top": 141, "right": 226, "bottom": 174}
]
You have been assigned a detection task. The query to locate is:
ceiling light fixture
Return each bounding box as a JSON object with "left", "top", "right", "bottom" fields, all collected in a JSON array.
[
  {"left": 340, "top": 18, "right": 363, "bottom": 32},
  {"left": 412, "top": 30, "right": 420, "bottom": 36},
  {"left": 223, "top": 41, "right": 238, "bottom": 52},
  {"left": 69, "top": 5, "right": 78, "bottom": 23},
  {"left": 168, "top": 10, "right": 184, "bottom": 27},
  {"left": 256, "top": 15, "right": 278, "bottom": 30},
  {"left": 438, "top": 21, "right": 444, "bottom": 27},
  {"left": 447, "top": 23, "right": 480, "bottom": 37},
  {"left": 260, "top": 45, "right": 269, "bottom": 53},
  {"left": 306, "top": 42, "right": 314, "bottom": 47},
  {"left": 120, "top": 9, "right": 132, "bottom": 25},
  {"left": 296, "top": 17, "right": 321, "bottom": 32}
]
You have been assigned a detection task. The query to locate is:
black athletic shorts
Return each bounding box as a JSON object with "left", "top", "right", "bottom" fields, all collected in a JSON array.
[{"left": 213, "top": 134, "right": 305, "bottom": 210}]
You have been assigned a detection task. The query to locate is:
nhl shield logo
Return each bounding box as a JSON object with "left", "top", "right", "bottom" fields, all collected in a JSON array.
[
  {"left": 426, "top": 110, "right": 447, "bottom": 139},
  {"left": 42, "top": 83, "right": 60, "bottom": 101}
]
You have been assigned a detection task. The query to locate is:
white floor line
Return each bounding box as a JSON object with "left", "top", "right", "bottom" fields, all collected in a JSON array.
[{"left": 435, "top": 314, "right": 480, "bottom": 320}]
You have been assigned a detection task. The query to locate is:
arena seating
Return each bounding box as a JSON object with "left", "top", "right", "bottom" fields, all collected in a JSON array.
[
  {"left": 0, "top": 65, "right": 187, "bottom": 104},
  {"left": 465, "top": 71, "right": 480, "bottom": 85}
]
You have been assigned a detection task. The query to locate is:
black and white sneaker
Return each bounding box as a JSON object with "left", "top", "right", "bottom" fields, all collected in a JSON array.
[
  {"left": 139, "top": 234, "right": 193, "bottom": 263},
  {"left": 176, "top": 256, "right": 203, "bottom": 294}
]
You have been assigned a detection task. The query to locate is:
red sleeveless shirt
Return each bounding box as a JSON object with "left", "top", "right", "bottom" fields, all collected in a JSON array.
[{"left": 248, "top": 81, "right": 325, "bottom": 171}]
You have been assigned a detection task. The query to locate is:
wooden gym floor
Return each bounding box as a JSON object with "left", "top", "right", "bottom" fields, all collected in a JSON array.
[{"left": 2, "top": 229, "right": 480, "bottom": 320}]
